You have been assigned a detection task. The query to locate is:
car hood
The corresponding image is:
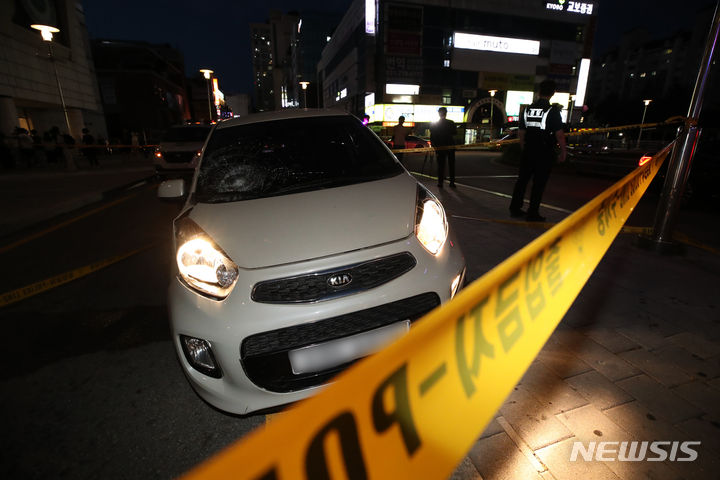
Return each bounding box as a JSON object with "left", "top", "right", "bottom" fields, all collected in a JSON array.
[{"left": 187, "top": 173, "right": 418, "bottom": 269}]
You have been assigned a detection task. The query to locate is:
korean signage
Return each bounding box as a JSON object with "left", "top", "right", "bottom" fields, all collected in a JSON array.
[{"left": 545, "top": 1, "right": 594, "bottom": 15}]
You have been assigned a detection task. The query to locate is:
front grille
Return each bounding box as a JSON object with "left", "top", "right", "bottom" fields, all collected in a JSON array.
[
  {"left": 252, "top": 252, "right": 416, "bottom": 304},
  {"left": 163, "top": 151, "right": 196, "bottom": 164},
  {"left": 241, "top": 292, "right": 440, "bottom": 392}
]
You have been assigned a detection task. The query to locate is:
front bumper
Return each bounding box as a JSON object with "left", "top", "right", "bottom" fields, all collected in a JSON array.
[{"left": 168, "top": 231, "right": 465, "bottom": 415}]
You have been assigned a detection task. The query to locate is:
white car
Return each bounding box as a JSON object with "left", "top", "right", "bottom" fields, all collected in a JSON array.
[
  {"left": 158, "top": 109, "right": 465, "bottom": 415},
  {"left": 154, "top": 124, "right": 211, "bottom": 177}
]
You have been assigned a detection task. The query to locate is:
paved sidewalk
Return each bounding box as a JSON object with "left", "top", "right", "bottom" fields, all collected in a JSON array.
[
  {"left": 0, "top": 152, "right": 155, "bottom": 237},
  {"left": 433, "top": 177, "right": 720, "bottom": 479}
]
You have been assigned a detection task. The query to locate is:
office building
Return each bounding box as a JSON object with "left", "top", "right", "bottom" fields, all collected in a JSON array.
[{"left": 318, "top": 0, "right": 597, "bottom": 139}]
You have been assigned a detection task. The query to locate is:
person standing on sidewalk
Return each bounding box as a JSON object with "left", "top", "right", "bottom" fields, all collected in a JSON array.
[
  {"left": 392, "top": 115, "right": 411, "bottom": 163},
  {"left": 82, "top": 128, "right": 99, "bottom": 167},
  {"left": 509, "top": 80, "right": 566, "bottom": 221},
  {"left": 430, "top": 107, "right": 457, "bottom": 188}
]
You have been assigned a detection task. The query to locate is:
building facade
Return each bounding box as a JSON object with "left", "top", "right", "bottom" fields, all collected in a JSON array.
[
  {"left": 318, "top": 0, "right": 597, "bottom": 139},
  {"left": 250, "top": 11, "right": 300, "bottom": 111},
  {"left": 587, "top": 4, "right": 718, "bottom": 126},
  {"left": 0, "top": 0, "right": 106, "bottom": 140},
  {"left": 92, "top": 40, "right": 191, "bottom": 143}
]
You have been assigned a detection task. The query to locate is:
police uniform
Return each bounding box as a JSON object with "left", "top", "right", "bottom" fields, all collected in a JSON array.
[{"left": 509, "top": 98, "right": 563, "bottom": 219}]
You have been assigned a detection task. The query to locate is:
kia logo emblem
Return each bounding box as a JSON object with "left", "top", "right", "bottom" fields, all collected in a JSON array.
[{"left": 327, "top": 273, "right": 352, "bottom": 288}]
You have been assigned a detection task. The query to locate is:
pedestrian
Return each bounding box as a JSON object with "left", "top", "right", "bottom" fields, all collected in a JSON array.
[
  {"left": 14, "top": 127, "right": 34, "bottom": 168},
  {"left": 30, "top": 129, "right": 44, "bottom": 165},
  {"left": 509, "top": 80, "right": 567, "bottom": 222},
  {"left": 82, "top": 128, "right": 99, "bottom": 167},
  {"left": 392, "top": 115, "right": 411, "bottom": 162},
  {"left": 131, "top": 131, "right": 139, "bottom": 154},
  {"left": 430, "top": 107, "right": 457, "bottom": 188},
  {"left": 44, "top": 126, "right": 62, "bottom": 164},
  {"left": 0, "top": 132, "right": 14, "bottom": 169}
]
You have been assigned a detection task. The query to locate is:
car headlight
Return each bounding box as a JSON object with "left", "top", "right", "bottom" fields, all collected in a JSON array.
[
  {"left": 415, "top": 186, "right": 448, "bottom": 255},
  {"left": 174, "top": 217, "right": 239, "bottom": 299}
]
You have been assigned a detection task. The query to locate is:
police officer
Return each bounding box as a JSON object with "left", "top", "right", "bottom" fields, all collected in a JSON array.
[
  {"left": 430, "top": 107, "right": 457, "bottom": 188},
  {"left": 509, "top": 79, "right": 566, "bottom": 221}
]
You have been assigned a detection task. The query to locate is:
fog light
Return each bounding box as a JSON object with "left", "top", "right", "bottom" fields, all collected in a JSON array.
[{"left": 180, "top": 335, "right": 222, "bottom": 378}]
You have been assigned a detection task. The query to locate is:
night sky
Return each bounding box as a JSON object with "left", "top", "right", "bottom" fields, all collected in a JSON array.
[{"left": 83, "top": 0, "right": 717, "bottom": 95}]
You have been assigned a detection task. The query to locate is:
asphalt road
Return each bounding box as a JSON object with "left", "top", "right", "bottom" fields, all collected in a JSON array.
[{"left": 1, "top": 150, "right": 717, "bottom": 479}]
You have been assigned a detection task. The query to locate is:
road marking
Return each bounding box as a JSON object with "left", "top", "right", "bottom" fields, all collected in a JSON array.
[
  {"left": 455, "top": 175, "right": 518, "bottom": 179},
  {"left": 411, "top": 172, "right": 573, "bottom": 214},
  {"left": 0, "top": 183, "right": 151, "bottom": 255},
  {"left": 0, "top": 243, "right": 157, "bottom": 308}
]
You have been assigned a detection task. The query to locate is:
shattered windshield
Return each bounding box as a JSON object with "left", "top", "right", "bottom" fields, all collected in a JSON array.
[{"left": 195, "top": 116, "right": 403, "bottom": 203}]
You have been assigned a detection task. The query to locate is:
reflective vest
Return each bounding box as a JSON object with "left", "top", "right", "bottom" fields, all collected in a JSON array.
[{"left": 523, "top": 104, "right": 556, "bottom": 150}]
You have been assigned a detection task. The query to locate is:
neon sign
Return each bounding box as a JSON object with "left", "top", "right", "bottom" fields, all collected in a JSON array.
[
  {"left": 546, "top": 1, "right": 594, "bottom": 15},
  {"left": 453, "top": 33, "right": 540, "bottom": 56}
]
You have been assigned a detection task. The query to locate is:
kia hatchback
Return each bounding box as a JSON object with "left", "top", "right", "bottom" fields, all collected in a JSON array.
[{"left": 158, "top": 109, "right": 465, "bottom": 415}]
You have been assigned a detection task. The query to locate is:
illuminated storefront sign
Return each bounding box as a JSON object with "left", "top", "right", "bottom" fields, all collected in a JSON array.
[
  {"left": 505, "top": 90, "right": 534, "bottom": 117},
  {"left": 365, "top": 104, "right": 465, "bottom": 123},
  {"left": 365, "top": 0, "right": 376, "bottom": 34},
  {"left": 574, "top": 58, "right": 591, "bottom": 106},
  {"left": 385, "top": 83, "right": 420, "bottom": 95},
  {"left": 545, "top": 1, "right": 594, "bottom": 15},
  {"left": 454, "top": 32, "right": 539, "bottom": 56}
]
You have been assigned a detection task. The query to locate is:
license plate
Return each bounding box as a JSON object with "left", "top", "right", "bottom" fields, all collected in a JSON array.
[{"left": 288, "top": 320, "right": 410, "bottom": 375}]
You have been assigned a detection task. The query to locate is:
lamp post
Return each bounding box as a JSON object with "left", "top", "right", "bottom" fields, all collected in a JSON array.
[
  {"left": 299, "top": 81, "right": 310, "bottom": 108},
  {"left": 32, "top": 24, "right": 74, "bottom": 170},
  {"left": 488, "top": 90, "right": 497, "bottom": 141},
  {"left": 199, "top": 69, "right": 214, "bottom": 123},
  {"left": 636, "top": 99, "right": 652, "bottom": 149}
]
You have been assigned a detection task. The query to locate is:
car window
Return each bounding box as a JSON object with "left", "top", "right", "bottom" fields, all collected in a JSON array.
[
  {"left": 195, "top": 116, "right": 404, "bottom": 203},
  {"left": 162, "top": 127, "right": 211, "bottom": 142}
]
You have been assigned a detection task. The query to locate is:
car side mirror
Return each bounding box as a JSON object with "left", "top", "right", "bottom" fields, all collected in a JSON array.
[{"left": 158, "top": 179, "right": 186, "bottom": 199}]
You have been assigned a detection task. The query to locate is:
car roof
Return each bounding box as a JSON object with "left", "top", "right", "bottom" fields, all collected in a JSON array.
[{"left": 215, "top": 109, "right": 356, "bottom": 130}]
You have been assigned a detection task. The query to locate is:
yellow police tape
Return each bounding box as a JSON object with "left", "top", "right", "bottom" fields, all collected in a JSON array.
[
  {"left": 181, "top": 144, "right": 671, "bottom": 480},
  {"left": 0, "top": 243, "right": 156, "bottom": 307},
  {"left": 391, "top": 116, "right": 686, "bottom": 154}
]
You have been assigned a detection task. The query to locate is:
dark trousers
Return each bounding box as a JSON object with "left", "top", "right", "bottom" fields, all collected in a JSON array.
[
  {"left": 436, "top": 149, "right": 455, "bottom": 185},
  {"left": 510, "top": 149, "right": 553, "bottom": 215}
]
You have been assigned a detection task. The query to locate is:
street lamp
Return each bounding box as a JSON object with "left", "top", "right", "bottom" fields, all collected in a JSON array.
[
  {"left": 32, "top": 24, "right": 75, "bottom": 170},
  {"left": 488, "top": 90, "right": 497, "bottom": 141},
  {"left": 299, "top": 81, "right": 310, "bottom": 108},
  {"left": 199, "top": 69, "right": 214, "bottom": 123},
  {"left": 636, "top": 99, "right": 652, "bottom": 148}
]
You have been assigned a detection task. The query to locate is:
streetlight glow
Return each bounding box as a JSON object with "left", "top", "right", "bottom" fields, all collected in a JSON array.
[
  {"left": 31, "top": 23, "right": 74, "bottom": 170},
  {"left": 488, "top": 90, "right": 497, "bottom": 141},
  {"left": 199, "top": 69, "right": 215, "bottom": 122},
  {"left": 31, "top": 24, "right": 59, "bottom": 42},
  {"left": 637, "top": 98, "right": 653, "bottom": 148},
  {"left": 299, "top": 81, "right": 310, "bottom": 108}
]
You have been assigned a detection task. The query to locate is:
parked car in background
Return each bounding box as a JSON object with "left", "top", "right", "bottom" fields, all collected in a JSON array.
[
  {"left": 154, "top": 124, "right": 212, "bottom": 177},
  {"left": 158, "top": 110, "right": 465, "bottom": 415}
]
